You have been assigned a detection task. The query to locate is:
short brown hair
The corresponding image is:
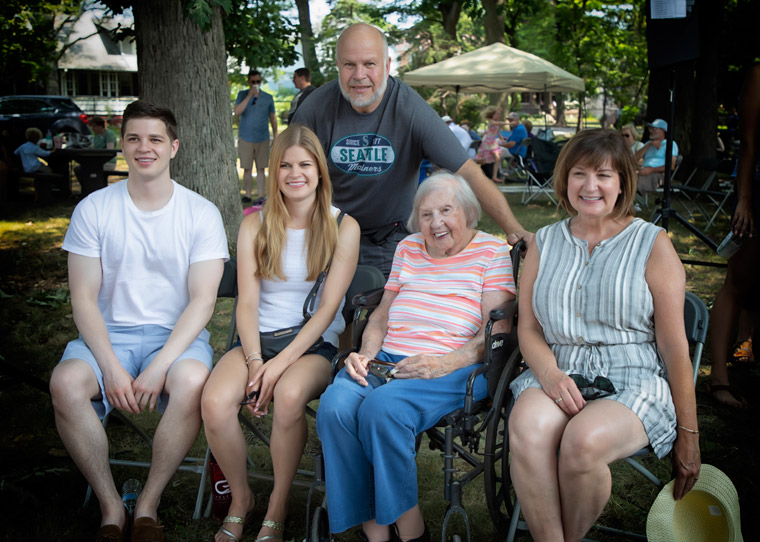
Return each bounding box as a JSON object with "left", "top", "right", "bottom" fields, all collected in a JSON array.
[
  {"left": 121, "top": 100, "right": 178, "bottom": 141},
  {"left": 553, "top": 129, "right": 638, "bottom": 219}
]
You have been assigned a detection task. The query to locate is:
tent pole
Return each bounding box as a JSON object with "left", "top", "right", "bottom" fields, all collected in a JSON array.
[
  {"left": 543, "top": 84, "right": 548, "bottom": 130},
  {"left": 455, "top": 85, "right": 460, "bottom": 122}
]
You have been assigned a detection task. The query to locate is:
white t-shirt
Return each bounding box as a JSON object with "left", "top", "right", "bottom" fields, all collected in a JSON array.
[{"left": 63, "top": 179, "right": 229, "bottom": 328}]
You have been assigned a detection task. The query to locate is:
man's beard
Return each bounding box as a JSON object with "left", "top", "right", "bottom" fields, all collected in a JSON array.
[{"left": 339, "top": 70, "right": 388, "bottom": 109}]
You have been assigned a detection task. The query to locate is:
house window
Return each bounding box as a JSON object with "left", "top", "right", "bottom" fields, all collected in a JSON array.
[
  {"left": 99, "top": 72, "right": 120, "bottom": 97},
  {"left": 61, "top": 71, "right": 77, "bottom": 95}
]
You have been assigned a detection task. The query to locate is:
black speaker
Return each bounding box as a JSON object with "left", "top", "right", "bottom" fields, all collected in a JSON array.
[{"left": 647, "top": 0, "right": 700, "bottom": 69}]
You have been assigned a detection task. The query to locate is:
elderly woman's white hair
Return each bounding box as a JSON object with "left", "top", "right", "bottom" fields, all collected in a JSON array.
[{"left": 407, "top": 171, "right": 481, "bottom": 232}]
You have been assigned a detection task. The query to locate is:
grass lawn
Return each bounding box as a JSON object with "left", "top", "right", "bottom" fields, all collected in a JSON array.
[{"left": 0, "top": 178, "right": 757, "bottom": 541}]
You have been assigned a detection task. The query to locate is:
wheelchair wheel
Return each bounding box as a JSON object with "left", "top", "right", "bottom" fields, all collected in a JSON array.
[
  {"left": 483, "top": 348, "right": 519, "bottom": 532},
  {"left": 310, "top": 505, "right": 331, "bottom": 542}
]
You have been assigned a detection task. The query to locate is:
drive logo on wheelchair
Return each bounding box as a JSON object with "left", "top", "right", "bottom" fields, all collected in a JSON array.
[{"left": 491, "top": 338, "right": 504, "bottom": 350}]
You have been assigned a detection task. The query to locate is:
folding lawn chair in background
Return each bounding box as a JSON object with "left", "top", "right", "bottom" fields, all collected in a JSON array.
[
  {"left": 669, "top": 157, "right": 734, "bottom": 230},
  {"left": 521, "top": 137, "right": 561, "bottom": 205}
]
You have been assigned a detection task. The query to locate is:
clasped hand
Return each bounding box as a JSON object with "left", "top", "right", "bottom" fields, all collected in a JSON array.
[{"left": 105, "top": 362, "right": 165, "bottom": 414}]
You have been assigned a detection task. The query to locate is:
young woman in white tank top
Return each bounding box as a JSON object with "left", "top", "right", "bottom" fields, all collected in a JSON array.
[{"left": 202, "top": 125, "right": 360, "bottom": 542}]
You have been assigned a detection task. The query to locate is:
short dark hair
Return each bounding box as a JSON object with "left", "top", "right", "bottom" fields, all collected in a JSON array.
[
  {"left": 121, "top": 100, "right": 178, "bottom": 141},
  {"left": 553, "top": 129, "right": 638, "bottom": 219},
  {"left": 90, "top": 117, "right": 106, "bottom": 128},
  {"left": 248, "top": 70, "right": 262, "bottom": 79},
  {"left": 294, "top": 67, "right": 310, "bottom": 81}
]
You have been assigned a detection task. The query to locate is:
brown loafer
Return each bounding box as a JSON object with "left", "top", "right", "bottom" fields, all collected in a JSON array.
[
  {"left": 94, "top": 524, "right": 125, "bottom": 542},
  {"left": 131, "top": 517, "right": 164, "bottom": 542}
]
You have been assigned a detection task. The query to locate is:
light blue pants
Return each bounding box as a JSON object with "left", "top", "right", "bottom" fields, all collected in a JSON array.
[{"left": 316, "top": 354, "right": 487, "bottom": 533}]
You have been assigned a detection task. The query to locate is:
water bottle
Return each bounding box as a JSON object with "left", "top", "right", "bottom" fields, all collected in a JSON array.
[
  {"left": 716, "top": 231, "right": 746, "bottom": 259},
  {"left": 121, "top": 478, "right": 142, "bottom": 517},
  {"left": 209, "top": 453, "right": 231, "bottom": 521}
]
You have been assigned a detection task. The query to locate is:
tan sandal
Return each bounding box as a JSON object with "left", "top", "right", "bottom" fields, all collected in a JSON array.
[{"left": 255, "top": 519, "right": 285, "bottom": 541}]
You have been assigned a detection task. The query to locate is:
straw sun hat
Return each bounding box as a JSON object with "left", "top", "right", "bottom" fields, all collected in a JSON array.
[{"left": 646, "top": 464, "right": 743, "bottom": 542}]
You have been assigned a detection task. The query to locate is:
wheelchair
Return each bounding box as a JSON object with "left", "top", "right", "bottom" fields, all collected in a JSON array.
[{"left": 306, "top": 242, "right": 525, "bottom": 542}]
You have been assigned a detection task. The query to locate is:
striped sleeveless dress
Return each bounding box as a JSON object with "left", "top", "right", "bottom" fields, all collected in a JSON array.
[{"left": 509, "top": 218, "right": 676, "bottom": 457}]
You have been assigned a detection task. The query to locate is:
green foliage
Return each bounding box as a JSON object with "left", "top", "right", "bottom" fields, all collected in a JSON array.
[
  {"left": 103, "top": 0, "right": 299, "bottom": 70},
  {"left": 0, "top": 0, "right": 82, "bottom": 92},
  {"left": 222, "top": 0, "right": 299, "bottom": 71},
  {"left": 316, "top": 0, "right": 401, "bottom": 81}
]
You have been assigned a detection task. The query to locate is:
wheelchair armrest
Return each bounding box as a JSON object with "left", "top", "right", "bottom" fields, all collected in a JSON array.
[
  {"left": 489, "top": 299, "right": 518, "bottom": 323},
  {"left": 352, "top": 287, "right": 385, "bottom": 309}
]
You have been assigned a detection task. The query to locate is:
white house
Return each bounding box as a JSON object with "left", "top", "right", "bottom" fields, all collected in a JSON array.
[{"left": 57, "top": 9, "right": 137, "bottom": 117}]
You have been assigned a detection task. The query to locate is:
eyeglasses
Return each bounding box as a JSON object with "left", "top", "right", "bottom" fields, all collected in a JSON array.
[
  {"left": 250, "top": 79, "right": 262, "bottom": 84},
  {"left": 568, "top": 374, "right": 617, "bottom": 400},
  {"left": 240, "top": 389, "right": 259, "bottom": 406},
  {"left": 368, "top": 359, "right": 397, "bottom": 384}
]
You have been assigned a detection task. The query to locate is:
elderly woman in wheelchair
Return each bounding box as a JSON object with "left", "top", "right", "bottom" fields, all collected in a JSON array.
[
  {"left": 316, "top": 171, "right": 516, "bottom": 542},
  {"left": 508, "top": 129, "right": 700, "bottom": 541}
]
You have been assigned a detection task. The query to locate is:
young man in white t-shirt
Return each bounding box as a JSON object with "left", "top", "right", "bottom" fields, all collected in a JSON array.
[{"left": 49, "top": 100, "right": 229, "bottom": 542}]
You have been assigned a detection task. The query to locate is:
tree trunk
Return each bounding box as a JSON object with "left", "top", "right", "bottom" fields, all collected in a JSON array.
[
  {"left": 132, "top": 0, "right": 242, "bottom": 252},
  {"left": 295, "top": 0, "right": 324, "bottom": 86},
  {"left": 481, "top": 0, "right": 506, "bottom": 106},
  {"left": 439, "top": 1, "right": 462, "bottom": 40}
]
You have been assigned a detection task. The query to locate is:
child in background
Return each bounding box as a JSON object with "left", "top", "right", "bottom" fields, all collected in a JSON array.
[{"left": 14, "top": 127, "right": 54, "bottom": 173}]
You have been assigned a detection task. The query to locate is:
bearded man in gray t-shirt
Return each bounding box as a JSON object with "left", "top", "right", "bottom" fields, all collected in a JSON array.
[{"left": 294, "top": 23, "right": 531, "bottom": 276}]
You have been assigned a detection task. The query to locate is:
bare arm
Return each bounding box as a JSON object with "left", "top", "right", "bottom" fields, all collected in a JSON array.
[
  {"left": 633, "top": 141, "right": 651, "bottom": 163},
  {"left": 68, "top": 253, "right": 139, "bottom": 413},
  {"left": 250, "top": 214, "right": 360, "bottom": 409},
  {"left": 392, "top": 288, "right": 515, "bottom": 379},
  {"left": 131, "top": 257, "right": 223, "bottom": 411},
  {"left": 269, "top": 112, "right": 278, "bottom": 142},
  {"left": 456, "top": 159, "right": 534, "bottom": 246},
  {"left": 646, "top": 230, "right": 700, "bottom": 499},
  {"left": 516, "top": 242, "right": 586, "bottom": 414},
  {"left": 734, "top": 64, "right": 760, "bottom": 236},
  {"left": 233, "top": 88, "right": 257, "bottom": 116}
]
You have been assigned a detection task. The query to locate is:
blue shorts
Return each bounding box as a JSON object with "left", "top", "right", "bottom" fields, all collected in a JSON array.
[
  {"left": 60, "top": 324, "right": 213, "bottom": 418},
  {"left": 230, "top": 339, "right": 338, "bottom": 362}
]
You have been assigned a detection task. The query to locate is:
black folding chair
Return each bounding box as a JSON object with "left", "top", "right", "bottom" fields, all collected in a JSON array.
[{"left": 521, "top": 138, "right": 561, "bottom": 205}]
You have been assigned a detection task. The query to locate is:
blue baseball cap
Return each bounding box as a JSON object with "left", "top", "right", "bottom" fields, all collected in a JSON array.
[{"left": 647, "top": 119, "right": 668, "bottom": 131}]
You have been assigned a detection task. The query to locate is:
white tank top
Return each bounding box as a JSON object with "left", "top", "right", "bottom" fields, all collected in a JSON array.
[{"left": 258, "top": 206, "right": 345, "bottom": 346}]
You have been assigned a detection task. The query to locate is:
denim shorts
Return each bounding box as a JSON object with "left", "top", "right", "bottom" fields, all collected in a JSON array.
[{"left": 60, "top": 324, "right": 213, "bottom": 418}]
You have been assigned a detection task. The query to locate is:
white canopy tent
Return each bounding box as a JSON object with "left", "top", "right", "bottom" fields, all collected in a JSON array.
[{"left": 402, "top": 42, "right": 585, "bottom": 94}]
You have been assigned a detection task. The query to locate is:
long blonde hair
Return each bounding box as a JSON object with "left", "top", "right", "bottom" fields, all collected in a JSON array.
[{"left": 255, "top": 124, "right": 338, "bottom": 281}]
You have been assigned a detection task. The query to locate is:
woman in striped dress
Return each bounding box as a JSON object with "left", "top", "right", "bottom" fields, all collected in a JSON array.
[
  {"left": 316, "top": 171, "right": 516, "bottom": 542},
  {"left": 508, "top": 129, "right": 700, "bottom": 541}
]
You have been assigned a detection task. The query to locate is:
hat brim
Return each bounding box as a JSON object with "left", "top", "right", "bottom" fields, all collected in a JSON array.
[{"left": 646, "top": 465, "right": 742, "bottom": 542}]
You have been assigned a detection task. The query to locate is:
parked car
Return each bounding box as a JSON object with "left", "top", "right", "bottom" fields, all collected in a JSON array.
[{"left": 0, "top": 95, "right": 89, "bottom": 151}]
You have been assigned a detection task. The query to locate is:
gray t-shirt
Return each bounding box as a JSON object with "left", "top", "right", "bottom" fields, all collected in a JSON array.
[{"left": 293, "top": 76, "right": 469, "bottom": 232}]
